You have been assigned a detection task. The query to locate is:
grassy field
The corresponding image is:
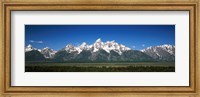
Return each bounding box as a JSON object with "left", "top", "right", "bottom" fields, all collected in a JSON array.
[{"left": 25, "top": 62, "right": 175, "bottom": 72}]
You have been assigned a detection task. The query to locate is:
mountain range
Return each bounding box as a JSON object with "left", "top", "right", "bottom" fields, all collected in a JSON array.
[{"left": 25, "top": 38, "right": 175, "bottom": 62}]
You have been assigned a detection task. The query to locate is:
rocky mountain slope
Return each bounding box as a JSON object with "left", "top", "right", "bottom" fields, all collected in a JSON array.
[{"left": 141, "top": 44, "right": 175, "bottom": 61}]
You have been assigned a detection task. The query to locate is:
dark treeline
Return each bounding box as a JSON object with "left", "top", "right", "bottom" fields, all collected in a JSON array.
[
  {"left": 25, "top": 61, "right": 175, "bottom": 63},
  {"left": 25, "top": 66, "right": 175, "bottom": 72}
]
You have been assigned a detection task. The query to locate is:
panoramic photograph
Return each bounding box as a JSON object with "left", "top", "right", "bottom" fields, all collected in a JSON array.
[{"left": 25, "top": 25, "right": 175, "bottom": 72}]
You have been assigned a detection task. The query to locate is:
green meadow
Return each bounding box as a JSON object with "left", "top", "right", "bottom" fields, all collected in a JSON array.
[{"left": 25, "top": 62, "right": 175, "bottom": 72}]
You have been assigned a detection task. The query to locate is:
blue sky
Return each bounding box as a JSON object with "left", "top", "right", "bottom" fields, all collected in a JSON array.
[{"left": 25, "top": 25, "right": 175, "bottom": 51}]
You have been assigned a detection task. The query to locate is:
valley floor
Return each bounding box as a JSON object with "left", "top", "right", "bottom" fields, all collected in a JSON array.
[{"left": 25, "top": 62, "right": 175, "bottom": 72}]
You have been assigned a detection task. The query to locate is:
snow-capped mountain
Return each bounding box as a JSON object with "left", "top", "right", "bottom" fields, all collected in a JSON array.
[
  {"left": 76, "top": 42, "right": 92, "bottom": 53},
  {"left": 63, "top": 38, "right": 131, "bottom": 55},
  {"left": 40, "top": 47, "right": 57, "bottom": 58},
  {"left": 157, "top": 44, "right": 175, "bottom": 56},
  {"left": 141, "top": 44, "right": 175, "bottom": 61},
  {"left": 25, "top": 44, "right": 57, "bottom": 58},
  {"left": 103, "top": 40, "right": 131, "bottom": 55},
  {"left": 93, "top": 38, "right": 105, "bottom": 52},
  {"left": 64, "top": 44, "right": 77, "bottom": 53},
  {"left": 25, "top": 44, "right": 37, "bottom": 52},
  {"left": 25, "top": 40, "right": 175, "bottom": 62}
]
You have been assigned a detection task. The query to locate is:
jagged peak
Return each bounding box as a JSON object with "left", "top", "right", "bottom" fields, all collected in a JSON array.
[
  {"left": 43, "top": 47, "right": 49, "bottom": 50},
  {"left": 105, "top": 40, "right": 116, "bottom": 44},
  {"left": 80, "top": 42, "right": 87, "bottom": 46},
  {"left": 141, "top": 44, "right": 175, "bottom": 56},
  {"left": 27, "top": 44, "right": 32, "bottom": 48},
  {"left": 142, "top": 44, "right": 174, "bottom": 50},
  {"left": 66, "top": 44, "right": 74, "bottom": 48},
  {"left": 42, "top": 47, "right": 56, "bottom": 52},
  {"left": 158, "top": 44, "right": 174, "bottom": 48},
  {"left": 141, "top": 44, "right": 175, "bottom": 61},
  {"left": 95, "top": 38, "right": 102, "bottom": 42},
  {"left": 25, "top": 44, "right": 36, "bottom": 52},
  {"left": 111, "top": 40, "right": 115, "bottom": 43},
  {"left": 38, "top": 49, "right": 41, "bottom": 52}
]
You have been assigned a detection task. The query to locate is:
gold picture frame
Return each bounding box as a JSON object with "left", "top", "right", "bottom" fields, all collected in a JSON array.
[{"left": 0, "top": 0, "right": 199, "bottom": 97}]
